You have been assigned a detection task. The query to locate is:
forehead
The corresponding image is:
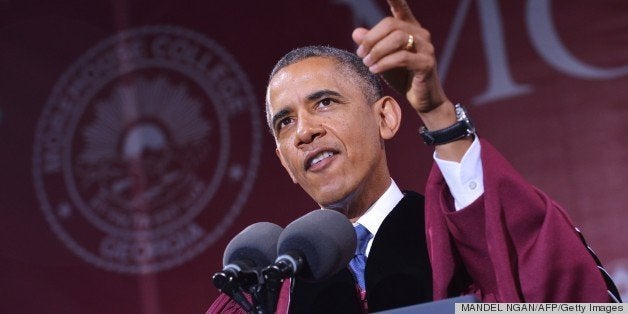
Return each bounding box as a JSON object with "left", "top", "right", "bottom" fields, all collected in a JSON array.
[{"left": 267, "top": 57, "right": 362, "bottom": 109}]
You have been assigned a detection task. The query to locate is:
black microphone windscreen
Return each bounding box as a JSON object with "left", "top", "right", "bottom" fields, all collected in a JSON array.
[
  {"left": 223, "top": 222, "right": 283, "bottom": 268},
  {"left": 277, "top": 209, "right": 356, "bottom": 282}
]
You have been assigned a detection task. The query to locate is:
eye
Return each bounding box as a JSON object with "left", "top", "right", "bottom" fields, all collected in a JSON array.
[
  {"left": 317, "top": 98, "right": 334, "bottom": 109},
  {"left": 276, "top": 117, "right": 293, "bottom": 131}
]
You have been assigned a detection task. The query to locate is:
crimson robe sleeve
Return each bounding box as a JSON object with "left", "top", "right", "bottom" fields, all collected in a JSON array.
[{"left": 425, "top": 139, "right": 610, "bottom": 302}]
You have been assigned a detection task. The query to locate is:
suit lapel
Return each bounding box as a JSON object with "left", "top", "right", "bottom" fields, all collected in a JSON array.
[{"left": 365, "top": 191, "right": 433, "bottom": 312}]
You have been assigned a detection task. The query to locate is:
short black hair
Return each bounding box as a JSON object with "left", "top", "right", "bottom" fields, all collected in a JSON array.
[{"left": 265, "top": 46, "right": 383, "bottom": 133}]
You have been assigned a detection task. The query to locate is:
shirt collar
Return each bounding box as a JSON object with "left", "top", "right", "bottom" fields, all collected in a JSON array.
[{"left": 354, "top": 179, "right": 403, "bottom": 237}]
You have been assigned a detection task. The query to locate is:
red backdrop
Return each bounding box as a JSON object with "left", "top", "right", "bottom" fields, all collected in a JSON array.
[{"left": 1, "top": 1, "right": 627, "bottom": 313}]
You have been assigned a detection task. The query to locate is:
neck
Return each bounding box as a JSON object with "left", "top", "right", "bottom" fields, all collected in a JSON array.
[
  {"left": 320, "top": 151, "right": 392, "bottom": 222},
  {"left": 324, "top": 176, "right": 391, "bottom": 223}
]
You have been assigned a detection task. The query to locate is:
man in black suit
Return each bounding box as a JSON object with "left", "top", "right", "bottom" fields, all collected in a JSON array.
[
  {"left": 209, "top": 0, "right": 617, "bottom": 312},
  {"left": 262, "top": 0, "right": 478, "bottom": 310},
  {"left": 266, "top": 46, "right": 434, "bottom": 312}
]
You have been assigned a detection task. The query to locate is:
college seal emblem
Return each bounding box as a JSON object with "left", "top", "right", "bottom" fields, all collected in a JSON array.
[{"left": 32, "top": 25, "right": 261, "bottom": 274}]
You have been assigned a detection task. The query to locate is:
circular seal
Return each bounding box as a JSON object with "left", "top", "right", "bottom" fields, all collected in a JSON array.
[{"left": 32, "top": 25, "right": 262, "bottom": 274}]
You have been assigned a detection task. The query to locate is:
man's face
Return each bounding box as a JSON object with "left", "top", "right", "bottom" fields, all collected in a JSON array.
[{"left": 267, "top": 57, "right": 390, "bottom": 210}]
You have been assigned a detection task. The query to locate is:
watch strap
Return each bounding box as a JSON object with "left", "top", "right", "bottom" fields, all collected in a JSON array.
[
  {"left": 419, "top": 103, "right": 475, "bottom": 146},
  {"left": 419, "top": 122, "right": 471, "bottom": 145}
]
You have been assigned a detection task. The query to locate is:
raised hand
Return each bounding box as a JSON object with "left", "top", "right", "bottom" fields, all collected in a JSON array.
[
  {"left": 352, "top": 0, "right": 452, "bottom": 116},
  {"left": 353, "top": 0, "right": 471, "bottom": 161}
]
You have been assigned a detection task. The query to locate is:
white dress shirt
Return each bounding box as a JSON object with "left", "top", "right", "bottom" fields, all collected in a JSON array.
[
  {"left": 433, "top": 136, "right": 484, "bottom": 211},
  {"left": 352, "top": 137, "right": 484, "bottom": 256}
]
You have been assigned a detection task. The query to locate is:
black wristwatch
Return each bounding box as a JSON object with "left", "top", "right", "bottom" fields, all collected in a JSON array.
[{"left": 419, "top": 103, "right": 475, "bottom": 145}]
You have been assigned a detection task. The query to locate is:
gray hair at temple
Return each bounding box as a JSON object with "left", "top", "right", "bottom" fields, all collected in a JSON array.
[{"left": 264, "top": 45, "right": 383, "bottom": 134}]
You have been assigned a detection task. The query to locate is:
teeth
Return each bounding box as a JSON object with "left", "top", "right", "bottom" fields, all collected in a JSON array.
[{"left": 310, "top": 151, "right": 334, "bottom": 167}]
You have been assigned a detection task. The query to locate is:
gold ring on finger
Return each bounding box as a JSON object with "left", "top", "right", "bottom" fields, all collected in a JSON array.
[{"left": 404, "top": 34, "right": 415, "bottom": 51}]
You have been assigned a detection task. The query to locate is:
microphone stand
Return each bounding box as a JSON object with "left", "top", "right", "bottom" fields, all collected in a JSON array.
[
  {"left": 213, "top": 269, "right": 274, "bottom": 314},
  {"left": 262, "top": 253, "right": 305, "bottom": 314},
  {"left": 247, "top": 279, "right": 268, "bottom": 314},
  {"left": 212, "top": 270, "right": 254, "bottom": 312}
]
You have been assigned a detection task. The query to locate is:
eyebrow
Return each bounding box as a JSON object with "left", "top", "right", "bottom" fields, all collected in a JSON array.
[
  {"left": 271, "top": 89, "right": 343, "bottom": 129},
  {"left": 306, "top": 89, "right": 342, "bottom": 102}
]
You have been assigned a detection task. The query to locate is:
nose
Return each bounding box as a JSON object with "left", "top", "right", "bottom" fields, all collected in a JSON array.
[{"left": 294, "top": 114, "right": 325, "bottom": 147}]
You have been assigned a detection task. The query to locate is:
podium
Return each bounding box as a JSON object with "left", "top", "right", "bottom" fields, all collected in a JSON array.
[{"left": 373, "top": 295, "right": 479, "bottom": 314}]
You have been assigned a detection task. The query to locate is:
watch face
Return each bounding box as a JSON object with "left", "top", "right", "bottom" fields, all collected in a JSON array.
[
  {"left": 454, "top": 104, "right": 468, "bottom": 120},
  {"left": 455, "top": 105, "right": 465, "bottom": 119},
  {"left": 454, "top": 104, "right": 475, "bottom": 135}
]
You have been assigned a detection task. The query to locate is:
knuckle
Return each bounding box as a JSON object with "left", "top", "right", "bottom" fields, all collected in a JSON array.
[
  {"left": 369, "top": 45, "right": 380, "bottom": 58},
  {"left": 394, "top": 30, "right": 407, "bottom": 42},
  {"left": 361, "top": 37, "right": 373, "bottom": 49},
  {"left": 370, "top": 45, "right": 387, "bottom": 61},
  {"left": 422, "top": 55, "right": 435, "bottom": 71},
  {"left": 422, "top": 29, "right": 432, "bottom": 42},
  {"left": 424, "top": 43, "right": 435, "bottom": 56},
  {"left": 382, "top": 17, "right": 396, "bottom": 27}
]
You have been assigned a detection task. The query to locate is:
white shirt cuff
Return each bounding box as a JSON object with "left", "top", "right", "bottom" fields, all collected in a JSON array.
[{"left": 433, "top": 137, "right": 484, "bottom": 211}]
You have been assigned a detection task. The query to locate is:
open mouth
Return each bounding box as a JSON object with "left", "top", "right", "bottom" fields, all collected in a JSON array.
[{"left": 306, "top": 150, "right": 336, "bottom": 171}]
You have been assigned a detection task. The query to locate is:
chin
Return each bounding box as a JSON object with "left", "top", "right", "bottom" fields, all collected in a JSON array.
[{"left": 312, "top": 188, "right": 354, "bottom": 211}]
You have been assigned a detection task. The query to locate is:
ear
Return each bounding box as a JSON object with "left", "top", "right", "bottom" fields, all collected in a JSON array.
[
  {"left": 275, "top": 147, "right": 298, "bottom": 184},
  {"left": 374, "top": 96, "right": 402, "bottom": 140}
]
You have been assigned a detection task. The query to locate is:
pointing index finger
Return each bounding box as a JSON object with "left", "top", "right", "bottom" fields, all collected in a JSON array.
[{"left": 387, "top": 0, "right": 417, "bottom": 22}]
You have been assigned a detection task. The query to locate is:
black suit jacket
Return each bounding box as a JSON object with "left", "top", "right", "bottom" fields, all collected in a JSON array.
[{"left": 288, "top": 192, "right": 433, "bottom": 313}]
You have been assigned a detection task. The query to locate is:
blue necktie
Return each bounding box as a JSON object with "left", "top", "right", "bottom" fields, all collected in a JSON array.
[{"left": 349, "top": 224, "right": 371, "bottom": 290}]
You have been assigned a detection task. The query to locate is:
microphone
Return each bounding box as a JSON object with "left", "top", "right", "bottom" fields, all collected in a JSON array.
[
  {"left": 262, "top": 209, "right": 356, "bottom": 312},
  {"left": 212, "top": 222, "right": 283, "bottom": 312}
]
